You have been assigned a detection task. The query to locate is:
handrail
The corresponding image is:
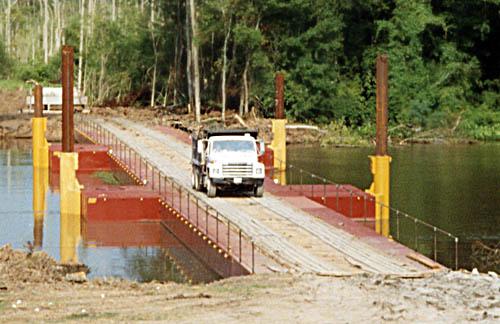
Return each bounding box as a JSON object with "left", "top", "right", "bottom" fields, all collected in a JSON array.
[
  {"left": 75, "top": 117, "right": 256, "bottom": 274},
  {"left": 272, "top": 157, "right": 460, "bottom": 270}
]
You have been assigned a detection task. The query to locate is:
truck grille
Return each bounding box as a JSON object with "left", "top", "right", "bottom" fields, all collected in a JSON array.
[{"left": 222, "top": 163, "right": 253, "bottom": 177}]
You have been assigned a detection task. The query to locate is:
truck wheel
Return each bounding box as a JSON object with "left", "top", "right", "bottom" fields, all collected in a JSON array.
[
  {"left": 191, "top": 169, "right": 197, "bottom": 189},
  {"left": 192, "top": 169, "right": 201, "bottom": 191},
  {"left": 254, "top": 185, "right": 264, "bottom": 197},
  {"left": 207, "top": 179, "right": 217, "bottom": 198}
]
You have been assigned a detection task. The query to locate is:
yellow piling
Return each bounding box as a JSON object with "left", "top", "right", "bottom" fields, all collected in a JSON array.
[
  {"left": 367, "top": 155, "right": 391, "bottom": 237},
  {"left": 271, "top": 119, "right": 287, "bottom": 167},
  {"left": 31, "top": 117, "right": 49, "bottom": 168},
  {"left": 57, "top": 152, "right": 82, "bottom": 263},
  {"left": 33, "top": 166, "right": 48, "bottom": 248},
  {"left": 366, "top": 54, "right": 391, "bottom": 237},
  {"left": 270, "top": 119, "right": 287, "bottom": 185}
]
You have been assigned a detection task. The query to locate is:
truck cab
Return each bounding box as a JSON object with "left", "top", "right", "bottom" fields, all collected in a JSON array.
[{"left": 191, "top": 129, "right": 265, "bottom": 197}]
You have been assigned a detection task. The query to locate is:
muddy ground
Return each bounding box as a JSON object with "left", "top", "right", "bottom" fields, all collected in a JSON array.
[
  {"left": 0, "top": 245, "right": 498, "bottom": 323},
  {"left": 0, "top": 88, "right": 323, "bottom": 144}
]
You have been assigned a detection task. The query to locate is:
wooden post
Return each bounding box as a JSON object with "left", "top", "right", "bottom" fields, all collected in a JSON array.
[
  {"left": 375, "top": 55, "right": 388, "bottom": 156},
  {"left": 61, "top": 45, "right": 74, "bottom": 153}
]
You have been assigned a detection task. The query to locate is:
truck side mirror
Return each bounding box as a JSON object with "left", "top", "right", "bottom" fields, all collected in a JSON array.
[
  {"left": 258, "top": 140, "right": 265, "bottom": 157},
  {"left": 197, "top": 140, "right": 204, "bottom": 153}
]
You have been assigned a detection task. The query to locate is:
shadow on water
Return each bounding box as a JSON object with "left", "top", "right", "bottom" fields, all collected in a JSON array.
[
  {"left": 0, "top": 139, "right": 220, "bottom": 283},
  {"left": 288, "top": 143, "right": 500, "bottom": 271}
]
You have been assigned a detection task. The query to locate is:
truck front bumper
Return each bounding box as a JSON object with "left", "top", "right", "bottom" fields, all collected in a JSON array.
[{"left": 211, "top": 178, "right": 264, "bottom": 187}]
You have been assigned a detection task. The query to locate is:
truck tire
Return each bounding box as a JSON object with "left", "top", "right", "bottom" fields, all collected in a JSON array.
[
  {"left": 191, "top": 169, "right": 197, "bottom": 189},
  {"left": 192, "top": 169, "right": 201, "bottom": 191},
  {"left": 254, "top": 185, "right": 264, "bottom": 197},
  {"left": 207, "top": 179, "right": 217, "bottom": 198}
]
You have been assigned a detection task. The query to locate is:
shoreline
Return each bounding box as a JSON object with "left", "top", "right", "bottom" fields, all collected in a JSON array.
[
  {"left": 0, "top": 245, "right": 498, "bottom": 323},
  {"left": 1, "top": 107, "right": 493, "bottom": 147}
]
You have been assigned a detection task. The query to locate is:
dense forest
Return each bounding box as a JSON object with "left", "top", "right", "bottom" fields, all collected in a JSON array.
[{"left": 0, "top": 0, "right": 498, "bottom": 140}]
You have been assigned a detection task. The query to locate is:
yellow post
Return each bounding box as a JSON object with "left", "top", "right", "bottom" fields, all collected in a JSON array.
[
  {"left": 57, "top": 152, "right": 82, "bottom": 263},
  {"left": 33, "top": 166, "right": 48, "bottom": 248},
  {"left": 367, "top": 54, "right": 391, "bottom": 237},
  {"left": 32, "top": 117, "right": 49, "bottom": 168},
  {"left": 270, "top": 72, "right": 287, "bottom": 185},
  {"left": 367, "top": 155, "right": 391, "bottom": 236},
  {"left": 271, "top": 119, "right": 287, "bottom": 171}
]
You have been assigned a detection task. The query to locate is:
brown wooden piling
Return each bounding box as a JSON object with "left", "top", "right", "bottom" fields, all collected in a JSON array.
[
  {"left": 61, "top": 45, "right": 74, "bottom": 153},
  {"left": 33, "top": 84, "right": 43, "bottom": 117},
  {"left": 275, "top": 73, "right": 285, "bottom": 119},
  {"left": 375, "top": 54, "right": 389, "bottom": 156}
]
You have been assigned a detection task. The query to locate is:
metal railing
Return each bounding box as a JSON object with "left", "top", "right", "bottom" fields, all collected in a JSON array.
[
  {"left": 272, "top": 159, "right": 460, "bottom": 270},
  {"left": 76, "top": 118, "right": 256, "bottom": 274}
]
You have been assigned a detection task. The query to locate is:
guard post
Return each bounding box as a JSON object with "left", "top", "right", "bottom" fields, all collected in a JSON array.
[
  {"left": 58, "top": 45, "right": 81, "bottom": 263},
  {"left": 367, "top": 55, "right": 392, "bottom": 237},
  {"left": 32, "top": 84, "right": 49, "bottom": 168},
  {"left": 32, "top": 84, "right": 49, "bottom": 248},
  {"left": 271, "top": 72, "right": 287, "bottom": 184}
]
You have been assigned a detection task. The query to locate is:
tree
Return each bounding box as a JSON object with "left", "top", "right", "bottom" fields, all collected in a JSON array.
[
  {"left": 77, "top": 0, "right": 86, "bottom": 92},
  {"left": 188, "top": 0, "right": 201, "bottom": 122}
]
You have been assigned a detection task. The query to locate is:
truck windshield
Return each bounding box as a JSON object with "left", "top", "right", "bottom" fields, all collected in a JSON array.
[{"left": 213, "top": 140, "right": 255, "bottom": 153}]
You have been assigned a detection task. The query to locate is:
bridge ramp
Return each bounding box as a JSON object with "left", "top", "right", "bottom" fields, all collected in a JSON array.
[{"left": 92, "top": 117, "right": 429, "bottom": 276}]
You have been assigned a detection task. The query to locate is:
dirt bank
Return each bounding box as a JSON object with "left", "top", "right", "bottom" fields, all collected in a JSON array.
[
  {"left": 0, "top": 89, "right": 26, "bottom": 116},
  {"left": 0, "top": 245, "right": 498, "bottom": 323},
  {"left": 0, "top": 115, "right": 61, "bottom": 141},
  {"left": 91, "top": 106, "right": 324, "bottom": 145}
]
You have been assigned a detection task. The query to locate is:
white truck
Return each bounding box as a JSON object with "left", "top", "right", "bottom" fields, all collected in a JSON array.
[{"left": 191, "top": 129, "right": 266, "bottom": 197}]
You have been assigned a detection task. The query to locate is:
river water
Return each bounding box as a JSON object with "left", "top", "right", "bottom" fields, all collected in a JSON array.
[
  {"left": 1, "top": 140, "right": 498, "bottom": 274},
  {"left": 0, "top": 140, "right": 219, "bottom": 283},
  {"left": 288, "top": 143, "right": 499, "bottom": 270}
]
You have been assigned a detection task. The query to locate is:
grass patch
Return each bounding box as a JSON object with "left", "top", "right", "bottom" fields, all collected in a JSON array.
[
  {"left": 65, "top": 311, "right": 118, "bottom": 320},
  {"left": 0, "top": 79, "right": 29, "bottom": 91},
  {"left": 92, "top": 171, "right": 122, "bottom": 185},
  {"left": 320, "top": 121, "right": 371, "bottom": 147},
  {"left": 65, "top": 312, "right": 90, "bottom": 320}
]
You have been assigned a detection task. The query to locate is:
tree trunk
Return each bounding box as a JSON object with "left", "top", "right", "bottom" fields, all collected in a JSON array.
[
  {"left": 6, "top": 0, "right": 11, "bottom": 53},
  {"left": 221, "top": 15, "right": 231, "bottom": 123},
  {"left": 150, "top": 59, "right": 157, "bottom": 107},
  {"left": 98, "top": 54, "right": 107, "bottom": 103},
  {"left": 31, "top": 32, "right": 35, "bottom": 62},
  {"left": 43, "top": 0, "right": 49, "bottom": 63},
  {"left": 49, "top": 8, "right": 54, "bottom": 56},
  {"left": 239, "top": 83, "right": 244, "bottom": 116},
  {"left": 243, "top": 61, "right": 249, "bottom": 115},
  {"left": 185, "top": 0, "right": 193, "bottom": 114},
  {"left": 150, "top": 28, "right": 158, "bottom": 107},
  {"left": 150, "top": 0, "right": 155, "bottom": 24},
  {"left": 189, "top": 0, "right": 201, "bottom": 123},
  {"left": 77, "top": 0, "right": 85, "bottom": 92},
  {"left": 54, "top": 0, "right": 61, "bottom": 51},
  {"left": 112, "top": 0, "right": 116, "bottom": 21}
]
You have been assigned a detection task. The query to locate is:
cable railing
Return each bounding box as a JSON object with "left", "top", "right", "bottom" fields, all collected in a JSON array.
[
  {"left": 271, "top": 158, "right": 460, "bottom": 270},
  {"left": 76, "top": 118, "right": 256, "bottom": 275}
]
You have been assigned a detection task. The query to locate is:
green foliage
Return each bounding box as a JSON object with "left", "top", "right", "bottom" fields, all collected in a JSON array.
[
  {"left": 0, "top": 41, "right": 11, "bottom": 77},
  {"left": 320, "top": 121, "right": 371, "bottom": 146},
  {"left": 3, "top": 0, "right": 500, "bottom": 141},
  {"left": 0, "top": 79, "right": 29, "bottom": 90},
  {"left": 13, "top": 56, "right": 61, "bottom": 83}
]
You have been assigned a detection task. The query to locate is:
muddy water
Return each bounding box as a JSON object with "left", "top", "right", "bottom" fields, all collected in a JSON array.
[
  {"left": 0, "top": 140, "right": 220, "bottom": 283},
  {"left": 288, "top": 144, "right": 500, "bottom": 270}
]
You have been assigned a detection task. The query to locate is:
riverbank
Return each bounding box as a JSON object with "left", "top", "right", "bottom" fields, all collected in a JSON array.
[
  {"left": 0, "top": 245, "right": 498, "bottom": 322},
  {"left": 0, "top": 87, "right": 495, "bottom": 145},
  {"left": 88, "top": 106, "right": 493, "bottom": 146}
]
